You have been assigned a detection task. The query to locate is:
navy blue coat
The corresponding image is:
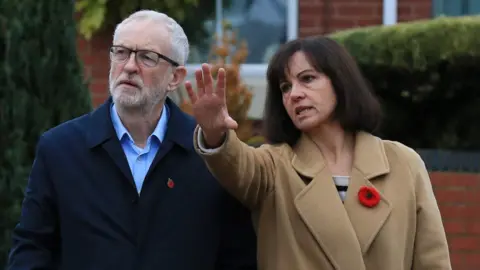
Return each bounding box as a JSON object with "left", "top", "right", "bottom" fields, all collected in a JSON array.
[{"left": 7, "top": 97, "right": 257, "bottom": 270}]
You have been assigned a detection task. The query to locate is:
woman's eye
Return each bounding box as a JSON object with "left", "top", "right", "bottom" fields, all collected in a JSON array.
[
  {"left": 300, "top": 75, "right": 315, "bottom": 83},
  {"left": 279, "top": 83, "right": 291, "bottom": 93}
]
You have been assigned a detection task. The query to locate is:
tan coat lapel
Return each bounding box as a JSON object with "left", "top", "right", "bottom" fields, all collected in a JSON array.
[
  {"left": 291, "top": 132, "right": 392, "bottom": 269},
  {"left": 344, "top": 132, "right": 392, "bottom": 255}
]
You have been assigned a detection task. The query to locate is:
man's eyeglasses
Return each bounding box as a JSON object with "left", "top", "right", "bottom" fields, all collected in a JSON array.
[{"left": 109, "top": 45, "right": 179, "bottom": 67}]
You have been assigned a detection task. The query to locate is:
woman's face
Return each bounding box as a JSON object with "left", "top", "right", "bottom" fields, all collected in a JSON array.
[{"left": 281, "top": 51, "right": 337, "bottom": 132}]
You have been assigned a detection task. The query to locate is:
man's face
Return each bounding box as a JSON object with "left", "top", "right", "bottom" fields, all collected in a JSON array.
[{"left": 108, "top": 20, "right": 177, "bottom": 111}]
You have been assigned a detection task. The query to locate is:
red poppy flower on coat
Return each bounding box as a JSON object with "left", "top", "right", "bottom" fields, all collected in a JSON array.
[
  {"left": 167, "top": 178, "right": 175, "bottom": 188},
  {"left": 358, "top": 186, "right": 380, "bottom": 208}
]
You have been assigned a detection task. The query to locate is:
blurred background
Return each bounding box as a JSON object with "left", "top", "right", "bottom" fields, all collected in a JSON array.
[{"left": 1, "top": 0, "right": 479, "bottom": 269}]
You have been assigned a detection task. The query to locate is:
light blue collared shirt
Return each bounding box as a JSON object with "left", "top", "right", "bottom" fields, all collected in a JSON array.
[{"left": 110, "top": 103, "right": 168, "bottom": 194}]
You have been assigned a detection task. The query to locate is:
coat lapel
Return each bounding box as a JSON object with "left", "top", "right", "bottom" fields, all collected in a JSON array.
[
  {"left": 86, "top": 97, "right": 136, "bottom": 189},
  {"left": 344, "top": 132, "right": 392, "bottom": 255},
  {"left": 291, "top": 132, "right": 391, "bottom": 269},
  {"left": 102, "top": 138, "right": 135, "bottom": 188},
  {"left": 143, "top": 98, "right": 193, "bottom": 183},
  {"left": 292, "top": 133, "right": 364, "bottom": 270}
]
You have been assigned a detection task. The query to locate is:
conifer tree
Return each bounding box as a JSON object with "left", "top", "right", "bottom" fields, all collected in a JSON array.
[{"left": 0, "top": 0, "right": 92, "bottom": 264}]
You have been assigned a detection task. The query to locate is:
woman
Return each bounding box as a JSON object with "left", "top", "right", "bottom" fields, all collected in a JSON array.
[{"left": 184, "top": 36, "right": 451, "bottom": 270}]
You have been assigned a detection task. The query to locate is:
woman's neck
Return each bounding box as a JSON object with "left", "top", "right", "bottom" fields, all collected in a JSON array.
[{"left": 307, "top": 123, "right": 355, "bottom": 166}]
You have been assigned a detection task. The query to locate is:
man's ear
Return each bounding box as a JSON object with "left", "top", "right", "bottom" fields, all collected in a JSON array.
[{"left": 166, "top": 66, "right": 187, "bottom": 92}]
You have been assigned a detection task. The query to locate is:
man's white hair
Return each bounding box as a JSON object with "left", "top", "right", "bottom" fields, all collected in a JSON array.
[{"left": 113, "top": 10, "right": 189, "bottom": 65}]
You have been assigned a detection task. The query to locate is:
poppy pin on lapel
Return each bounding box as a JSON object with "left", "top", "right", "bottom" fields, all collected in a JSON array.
[
  {"left": 167, "top": 178, "right": 175, "bottom": 189},
  {"left": 358, "top": 186, "right": 380, "bottom": 208}
]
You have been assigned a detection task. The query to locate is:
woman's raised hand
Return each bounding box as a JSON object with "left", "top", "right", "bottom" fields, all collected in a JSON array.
[{"left": 185, "top": 63, "right": 238, "bottom": 147}]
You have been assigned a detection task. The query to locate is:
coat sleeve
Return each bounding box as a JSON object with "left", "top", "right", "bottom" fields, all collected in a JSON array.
[
  {"left": 6, "top": 135, "right": 60, "bottom": 270},
  {"left": 412, "top": 156, "right": 452, "bottom": 269},
  {"left": 193, "top": 126, "right": 277, "bottom": 210}
]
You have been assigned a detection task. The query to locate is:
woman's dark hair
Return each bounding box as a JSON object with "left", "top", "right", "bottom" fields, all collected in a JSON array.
[{"left": 263, "top": 35, "right": 382, "bottom": 146}]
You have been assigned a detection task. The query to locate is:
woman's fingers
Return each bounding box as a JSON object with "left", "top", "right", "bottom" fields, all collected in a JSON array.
[
  {"left": 201, "top": 63, "right": 213, "bottom": 95},
  {"left": 194, "top": 69, "right": 205, "bottom": 97},
  {"left": 189, "top": 64, "right": 227, "bottom": 104},
  {"left": 216, "top": 68, "right": 226, "bottom": 101},
  {"left": 185, "top": 81, "right": 197, "bottom": 104}
]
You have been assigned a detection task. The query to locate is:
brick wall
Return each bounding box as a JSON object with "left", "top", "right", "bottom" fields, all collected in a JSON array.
[
  {"left": 77, "top": 29, "right": 111, "bottom": 107},
  {"left": 432, "top": 172, "right": 480, "bottom": 269},
  {"left": 299, "top": 0, "right": 432, "bottom": 36}
]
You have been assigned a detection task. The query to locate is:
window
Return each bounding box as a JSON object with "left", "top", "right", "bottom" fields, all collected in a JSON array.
[
  {"left": 432, "top": 0, "right": 480, "bottom": 16},
  {"left": 186, "top": 0, "right": 298, "bottom": 77}
]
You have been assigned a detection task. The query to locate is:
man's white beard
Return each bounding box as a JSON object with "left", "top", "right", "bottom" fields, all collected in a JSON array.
[{"left": 109, "top": 72, "right": 169, "bottom": 114}]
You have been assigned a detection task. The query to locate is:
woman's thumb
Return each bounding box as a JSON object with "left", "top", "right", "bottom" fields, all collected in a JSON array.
[{"left": 225, "top": 116, "right": 238, "bottom": 130}]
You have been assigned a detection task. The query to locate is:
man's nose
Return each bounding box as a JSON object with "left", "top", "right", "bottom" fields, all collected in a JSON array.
[{"left": 123, "top": 53, "right": 139, "bottom": 72}]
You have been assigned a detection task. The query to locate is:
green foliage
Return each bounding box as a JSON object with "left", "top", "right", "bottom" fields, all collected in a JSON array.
[
  {"left": 0, "top": 0, "right": 92, "bottom": 265},
  {"left": 75, "top": 0, "right": 108, "bottom": 40},
  {"left": 331, "top": 15, "right": 480, "bottom": 71},
  {"left": 329, "top": 15, "right": 480, "bottom": 150},
  {"left": 75, "top": 0, "right": 227, "bottom": 48}
]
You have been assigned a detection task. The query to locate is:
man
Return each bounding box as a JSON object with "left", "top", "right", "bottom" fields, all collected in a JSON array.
[{"left": 7, "top": 10, "right": 257, "bottom": 270}]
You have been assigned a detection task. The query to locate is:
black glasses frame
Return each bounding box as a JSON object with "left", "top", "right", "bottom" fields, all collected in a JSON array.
[{"left": 109, "top": 45, "right": 179, "bottom": 67}]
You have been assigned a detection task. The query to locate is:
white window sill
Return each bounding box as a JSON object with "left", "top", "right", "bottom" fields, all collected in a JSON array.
[{"left": 185, "top": 64, "right": 268, "bottom": 78}]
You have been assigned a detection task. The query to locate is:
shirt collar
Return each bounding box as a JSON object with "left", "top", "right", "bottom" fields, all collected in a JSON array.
[{"left": 110, "top": 102, "right": 169, "bottom": 143}]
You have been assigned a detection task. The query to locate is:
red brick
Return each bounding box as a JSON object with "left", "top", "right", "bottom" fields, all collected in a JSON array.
[
  {"left": 79, "top": 52, "right": 96, "bottom": 67},
  {"left": 449, "top": 236, "right": 480, "bottom": 250},
  {"left": 299, "top": 0, "right": 433, "bottom": 36},
  {"left": 91, "top": 65, "right": 109, "bottom": 80},
  {"left": 333, "top": 3, "right": 381, "bottom": 18},
  {"left": 329, "top": 18, "right": 358, "bottom": 31},
  {"left": 299, "top": 16, "right": 320, "bottom": 28},
  {"left": 357, "top": 19, "right": 382, "bottom": 27},
  {"left": 440, "top": 204, "right": 480, "bottom": 219},
  {"left": 299, "top": 0, "right": 322, "bottom": 7},
  {"left": 430, "top": 173, "right": 480, "bottom": 187},
  {"left": 444, "top": 221, "right": 466, "bottom": 234},
  {"left": 92, "top": 93, "right": 108, "bottom": 108},
  {"left": 450, "top": 252, "right": 465, "bottom": 267},
  {"left": 398, "top": 0, "right": 431, "bottom": 21},
  {"left": 76, "top": 37, "right": 90, "bottom": 53},
  {"left": 299, "top": 5, "right": 323, "bottom": 17},
  {"left": 90, "top": 80, "right": 109, "bottom": 95},
  {"left": 412, "top": 3, "right": 432, "bottom": 18},
  {"left": 434, "top": 189, "right": 480, "bottom": 204},
  {"left": 466, "top": 222, "right": 480, "bottom": 234},
  {"left": 398, "top": 5, "right": 413, "bottom": 18},
  {"left": 465, "top": 252, "right": 480, "bottom": 267}
]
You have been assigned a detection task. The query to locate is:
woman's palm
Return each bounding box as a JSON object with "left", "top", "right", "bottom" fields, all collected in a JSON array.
[{"left": 185, "top": 64, "right": 238, "bottom": 134}]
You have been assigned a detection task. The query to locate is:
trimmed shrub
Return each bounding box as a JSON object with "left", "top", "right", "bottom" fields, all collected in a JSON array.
[{"left": 330, "top": 15, "right": 480, "bottom": 150}]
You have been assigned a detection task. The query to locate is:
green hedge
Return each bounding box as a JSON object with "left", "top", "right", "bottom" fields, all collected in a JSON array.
[
  {"left": 331, "top": 15, "right": 480, "bottom": 70},
  {"left": 330, "top": 15, "right": 480, "bottom": 150},
  {"left": 0, "top": 0, "right": 92, "bottom": 266}
]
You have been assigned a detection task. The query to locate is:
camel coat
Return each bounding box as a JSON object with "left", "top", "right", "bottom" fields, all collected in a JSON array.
[{"left": 193, "top": 127, "right": 452, "bottom": 270}]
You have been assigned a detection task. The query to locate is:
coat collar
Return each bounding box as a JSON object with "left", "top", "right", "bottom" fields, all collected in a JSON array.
[
  {"left": 291, "top": 131, "right": 390, "bottom": 179},
  {"left": 292, "top": 131, "right": 392, "bottom": 269},
  {"left": 86, "top": 96, "right": 194, "bottom": 151},
  {"left": 110, "top": 101, "right": 168, "bottom": 144}
]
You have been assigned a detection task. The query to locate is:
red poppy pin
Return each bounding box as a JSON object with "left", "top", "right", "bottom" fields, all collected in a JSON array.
[
  {"left": 167, "top": 178, "right": 175, "bottom": 189},
  {"left": 358, "top": 186, "right": 380, "bottom": 208}
]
